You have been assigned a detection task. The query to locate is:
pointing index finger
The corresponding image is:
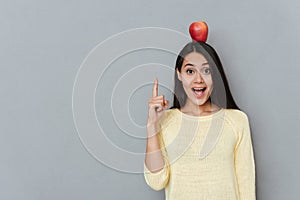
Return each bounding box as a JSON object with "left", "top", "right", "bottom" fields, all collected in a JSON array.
[{"left": 152, "top": 77, "right": 158, "bottom": 97}]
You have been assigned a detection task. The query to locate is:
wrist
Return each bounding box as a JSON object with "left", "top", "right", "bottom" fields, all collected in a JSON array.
[
  {"left": 147, "top": 118, "right": 158, "bottom": 126},
  {"left": 146, "top": 122, "right": 160, "bottom": 137}
]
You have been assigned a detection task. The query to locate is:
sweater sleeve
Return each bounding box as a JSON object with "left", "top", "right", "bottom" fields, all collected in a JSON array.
[
  {"left": 144, "top": 131, "right": 170, "bottom": 191},
  {"left": 234, "top": 113, "right": 256, "bottom": 200}
]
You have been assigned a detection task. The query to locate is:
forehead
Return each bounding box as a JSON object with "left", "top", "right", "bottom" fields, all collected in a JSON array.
[{"left": 183, "top": 52, "right": 208, "bottom": 65}]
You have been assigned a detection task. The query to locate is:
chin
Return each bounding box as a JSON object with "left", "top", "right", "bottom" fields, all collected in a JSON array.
[
  {"left": 195, "top": 98, "right": 210, "bottom": 106},
  {"left": 187, "top": 94, "right": 210, "bottom": 106}
]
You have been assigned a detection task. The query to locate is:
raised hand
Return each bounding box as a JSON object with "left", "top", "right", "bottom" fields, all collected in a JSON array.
[{"left": 147, "top": 77, "right": 169, "bottom": 126}]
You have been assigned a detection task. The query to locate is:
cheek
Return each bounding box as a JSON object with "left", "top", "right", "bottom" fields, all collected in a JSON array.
[
  {"left": 181, "top": 76, "right": 192, "bottom": 86},
  {"left": 203, "top": 76, "right": 213, "bottom": 87}
]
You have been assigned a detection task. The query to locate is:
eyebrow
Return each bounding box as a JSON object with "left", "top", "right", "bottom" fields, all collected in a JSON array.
[{"left": 184, "top": 62, "right": 209, "bottom": 68}]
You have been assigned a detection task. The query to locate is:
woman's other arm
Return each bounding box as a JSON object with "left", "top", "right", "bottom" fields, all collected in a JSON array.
[{"left": 234, "top": 112, "right": 256, "bottom": 200}]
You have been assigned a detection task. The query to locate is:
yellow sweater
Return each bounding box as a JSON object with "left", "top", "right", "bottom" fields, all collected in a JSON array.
[{"left": 144, "top": 108, "right": 256, "bottom": 200}]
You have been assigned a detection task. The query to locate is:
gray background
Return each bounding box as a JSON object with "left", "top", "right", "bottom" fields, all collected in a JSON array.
[{"left": 1, "top": 0, "right": 299, "bottom": 199}]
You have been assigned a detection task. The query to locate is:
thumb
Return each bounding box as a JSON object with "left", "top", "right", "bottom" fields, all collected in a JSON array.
[{"left": 164, "top": 100, "right": 169, "bottom": 108}]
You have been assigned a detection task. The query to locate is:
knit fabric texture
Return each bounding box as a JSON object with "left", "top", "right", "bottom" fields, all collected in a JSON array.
[{"left": 144, "top": 108, "right": 256, "bottom": 200}]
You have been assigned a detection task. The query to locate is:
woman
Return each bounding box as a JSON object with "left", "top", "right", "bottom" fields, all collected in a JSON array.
[{"left": 144, "top": 41, "right": 256, "bottom": 200}]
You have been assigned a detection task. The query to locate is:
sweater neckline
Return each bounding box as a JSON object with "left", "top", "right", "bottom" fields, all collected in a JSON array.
[{"left": 173, "top": 107, "right": 225, "bottom": 120}]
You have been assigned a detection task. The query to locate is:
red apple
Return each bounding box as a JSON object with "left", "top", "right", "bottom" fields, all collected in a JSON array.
[{"left": 189, "top": 21, "right": 208, "bottom": 42}]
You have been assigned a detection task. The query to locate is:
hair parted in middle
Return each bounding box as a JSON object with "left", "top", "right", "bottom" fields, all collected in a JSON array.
[{"left": 170, "top": 41, "right": 240, "bottom": 110}]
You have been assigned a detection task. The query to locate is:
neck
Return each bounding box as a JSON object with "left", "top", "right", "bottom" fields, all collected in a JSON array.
[{"left": 180, "top": 99, "right": 220, "bottom": 116}]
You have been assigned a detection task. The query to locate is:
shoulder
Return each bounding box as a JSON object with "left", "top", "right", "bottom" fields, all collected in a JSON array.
[
  {"left": 225, "top": 109, "right": 248, "bottom": 120},
  {"left": 159, "top": 108, "right": 177, "bottom": 130},
  {"left": 223, "top": 109, "right": 252, "bottom": 143},
  {"left": 224, "top": 109, "right": 250, "bottom": 129},
  {"left": 161, "top": 108, "right": 177, "bottom": 122}
]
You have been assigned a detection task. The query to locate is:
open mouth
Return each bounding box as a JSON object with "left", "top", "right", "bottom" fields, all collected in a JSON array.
[{"left": 192, "top": 87, "right": 206, "bottom": 98}]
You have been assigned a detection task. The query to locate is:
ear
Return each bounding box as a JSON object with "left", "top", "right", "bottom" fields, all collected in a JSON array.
[{"left": 176, "top": 69, "right": 182, "bottom": 81}]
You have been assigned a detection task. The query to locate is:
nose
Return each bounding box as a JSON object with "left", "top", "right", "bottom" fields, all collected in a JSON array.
[{"left": 194, "top": 71, "right": 204, "bottom": 83}]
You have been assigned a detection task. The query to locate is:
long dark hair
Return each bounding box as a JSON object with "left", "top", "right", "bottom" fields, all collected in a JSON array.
[{"left": 170, "top": 41, "right": 240, "bottom": 110}]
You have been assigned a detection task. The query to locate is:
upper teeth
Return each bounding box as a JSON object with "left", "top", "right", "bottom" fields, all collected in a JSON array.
[{"left": 193, "top": 88, "right": 204, "bottom": 90}]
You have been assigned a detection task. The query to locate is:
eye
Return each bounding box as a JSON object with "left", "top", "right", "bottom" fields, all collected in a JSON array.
[
  {"left": 186, "top": 69, "right": 194, "bottom": 75},
  {"left": 201, "top": 67, "right": 211, "bottom": 75}
]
